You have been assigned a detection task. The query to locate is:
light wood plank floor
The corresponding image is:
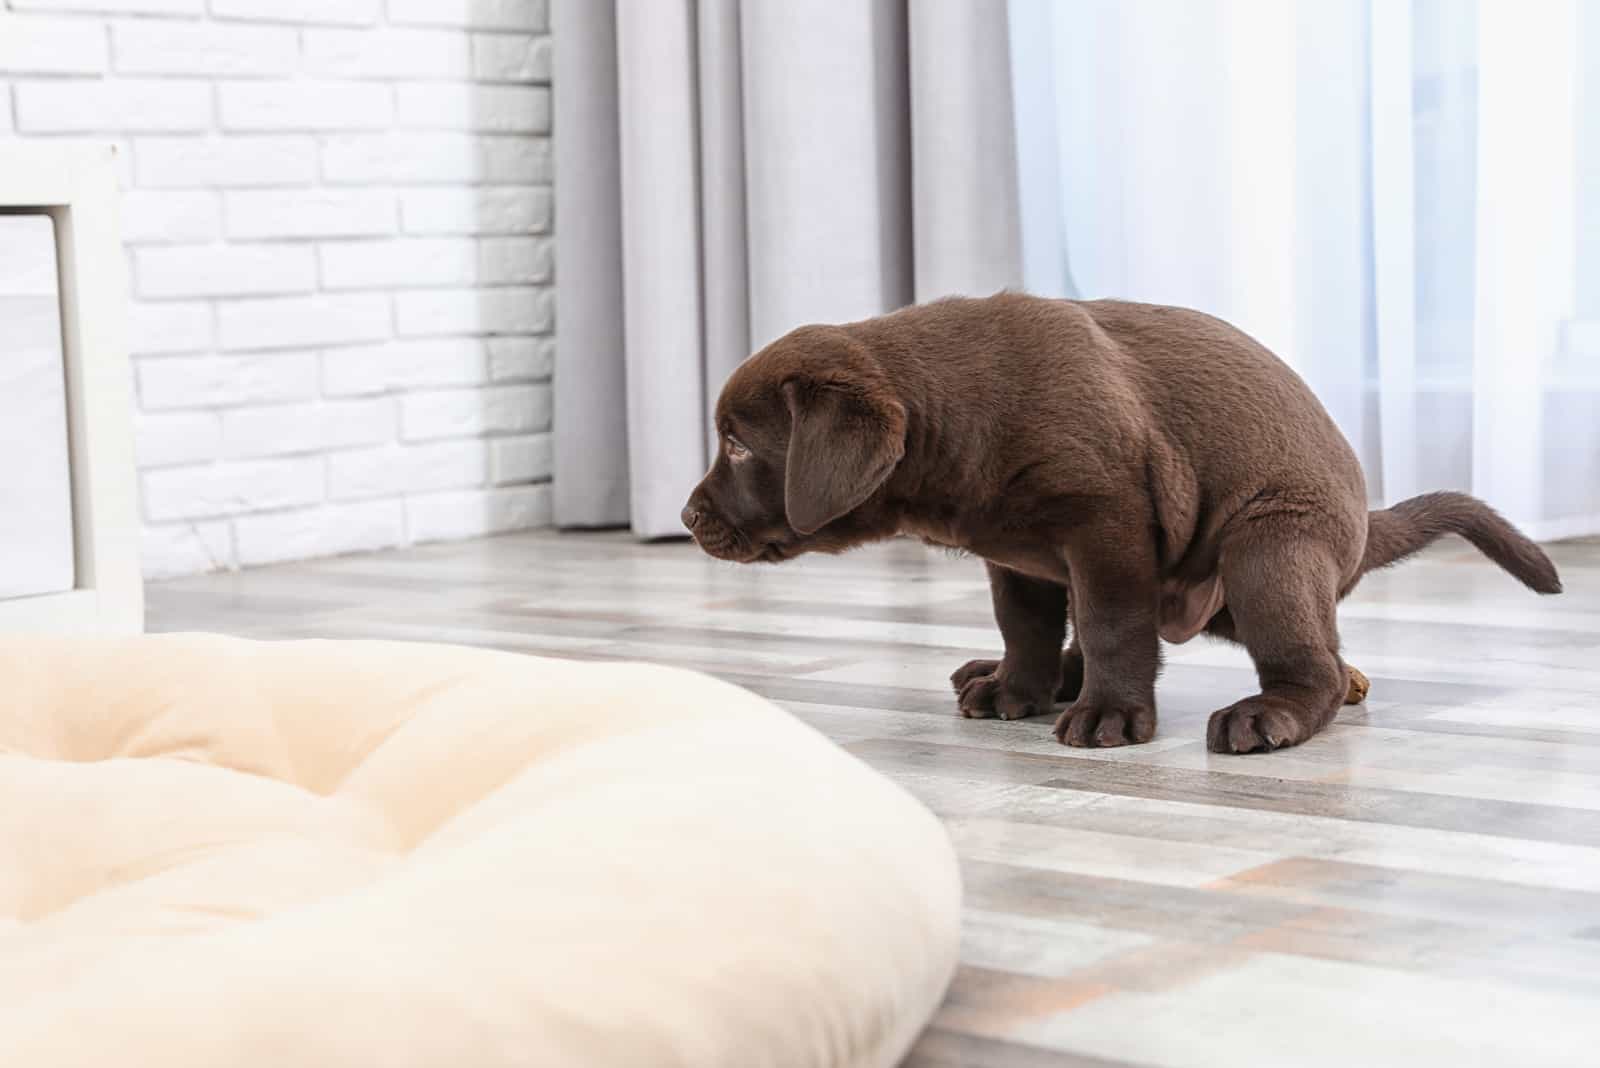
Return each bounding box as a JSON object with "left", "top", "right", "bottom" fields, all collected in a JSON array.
[{"left": 147, "top": 532, "right": 1600, "bottom": 1067}]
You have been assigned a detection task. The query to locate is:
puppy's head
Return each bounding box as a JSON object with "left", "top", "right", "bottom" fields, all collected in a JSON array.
[{"left": 682, "top": 325, "right": 906, "bottom": 562}]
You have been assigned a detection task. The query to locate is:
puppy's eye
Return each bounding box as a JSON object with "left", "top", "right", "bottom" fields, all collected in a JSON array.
[{"left": 724, "top": 436, "right": 751, "bottom": 462}]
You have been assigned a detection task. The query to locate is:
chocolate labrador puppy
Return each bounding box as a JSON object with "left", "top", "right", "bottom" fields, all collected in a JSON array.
[{"left": 681, "top": 293, "right": 1561, "bottom": 753}]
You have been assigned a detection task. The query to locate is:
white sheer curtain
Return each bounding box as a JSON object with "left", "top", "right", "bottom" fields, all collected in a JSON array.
[{"left": 1011, "top": 0, "right": 1600, "bottom": 539}]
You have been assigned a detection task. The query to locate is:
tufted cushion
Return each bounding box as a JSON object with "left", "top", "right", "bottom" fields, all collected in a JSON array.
[{"left": 0, "top": 635, "right": 960, "bottom": 1067}]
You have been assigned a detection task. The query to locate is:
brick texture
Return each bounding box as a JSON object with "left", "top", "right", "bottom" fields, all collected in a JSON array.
[
  {"left": 142, "top": 456, "right": 325, "bottom": 521},
  {"left": 322, "top": 132, "right": 548, "bottom": 184},
  {"left": 399, "top": 186, "right": 550, "bottom": 234},
  {"left": 406, "top": 483, "right": 552, "bottom": 543},
  {"left": 15, "top": 79, "right": 212, "bottom": 132},
  {"left": 118, "top": 190, "right": 222, "bottom": 243},
  {"left": 224, "top": 189, "right": 397, "bottom": 239},
  {"left": 136, "top": 136, "right": 319, "bottom": 188},
  {"left": 394, "top": 82, "right": 549, "bottom": 132},
  {"left": 217, "top": 293, "right": 392, "bottom": 351},
  {"left": 234, "top": 501, "right": 405, "bottom": 567},
  {"left": 11, "top": 0, "right": 200, "bottom": 14},
  {"left": 388, "top": 0, "right": 547, "bottom": 33},
  {"left": 399, "top": 383, "right": 550, "bottom": 441},
  {"left": 472, "top": 34, "right": 550, "bottom": 84},
  {"left": 135, "top": 244, "right": 317, "bottom": 298},
  {"left": 304, "top": 28, "right": 471, "bottom": 79},
  {"left": 218, "top": 81, "right": 393, "bottom": 131},
  {"left": 112, "top": 22, "right": 298, "bottom": 77},
  {"left": 2, "top": 4, "right": 555, "bottom": 576},
  {"left": 0, "top": 15, "right": 109, "bottom": 74},
  {"left": 210, "top": 0, "right": 380, "bottom": 27},
  {"left": 319, "top": 238, "right": 476, "bottom": 290}
]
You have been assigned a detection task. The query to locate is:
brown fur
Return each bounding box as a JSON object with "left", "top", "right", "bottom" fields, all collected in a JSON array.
[{"left": 682, "top": 293, "right": 1561, "bottom": 753}]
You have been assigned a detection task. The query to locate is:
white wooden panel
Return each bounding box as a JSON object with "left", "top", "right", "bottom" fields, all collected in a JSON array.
[
  {"left": 0, "top": 143, "right": 142, "bottom": 634},
  {"left": 0, "top": 214, "right": 75, "bottom": 599}
]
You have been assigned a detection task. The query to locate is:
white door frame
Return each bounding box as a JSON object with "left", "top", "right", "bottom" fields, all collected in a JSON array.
[{"left": 0, "top": 143, "right": 142, "bottom": 634}]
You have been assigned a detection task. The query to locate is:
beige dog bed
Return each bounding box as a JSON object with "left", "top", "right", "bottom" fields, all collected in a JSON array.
[{"left": 0, "top": 635, "right": 960, "bottom": 1067}]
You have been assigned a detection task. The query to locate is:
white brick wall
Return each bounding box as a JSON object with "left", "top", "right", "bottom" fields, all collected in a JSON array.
[
  {"left": 1, "top": 1, "right": 555, "bottom": 578},
  {"left": 388, "top": 0, "right": 545, "bottom": 32},
  {"left": 118, "top": 190, "right": 221, "bottom": 242},
  {"left": 399, "top": 382, "right": 550, "bottom": 441},
  {"left": 400, "top": 185, "right": 550, "bottom": 233},
  {"left": 304, "top": 28, "right": 471, "bottom": 80},
  {"left": 12, "top": 0, "right": 201, "bottom": 13},
  {"left": 136, "top": 135, "right": 319, "bottom": 187},
  {"left": 217, "top": 81, "right": 394, "bottom": 131},
  {"left": 235, "top": 500, "right": 405, "bottom": 567},
  {"left": 223, "top": 189, "right": 397, "bottom": 239},
  {"left": 319, "top": 237, "right": 476, "bottom": 290},
  {"left": 112, "top": 22, "right": 299, "bottom": 77},
  {"left": 138, "top": 352, "right": 320, "bottom": 408},
  {"left": 321, "top": 131, "right": 548, "bottom": 183},
  {"left": 209, "top": 0, "right": 380, "bottom": 27},
  {"left": 15, "top": 79, "right": 212, "bottom": 131},
  {"left": 0, "top": 14, "right": 108, "bottom": 73},
  {"left": 217, "top": 293, "right": 391, "bottom": 350},
  {"left": 135, "top": 244, "right": 317, "bottom": 297},
  {"left": 407, "top": 484, "right": 552, "bottom": 543},
  {"left": 473, "top": 34, "right": 550, "bottom": 83}
]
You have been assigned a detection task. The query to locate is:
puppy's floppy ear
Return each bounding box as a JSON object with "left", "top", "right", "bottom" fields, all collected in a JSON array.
[{"left": 782, "top": 378, "right": 906, "bottom": 535}]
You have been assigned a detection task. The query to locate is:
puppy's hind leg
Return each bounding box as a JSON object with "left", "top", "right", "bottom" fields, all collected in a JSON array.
[
  {"left": 1205, "top": 607, "right": 1369, "bottom": 706},
  {"left": 1206, "top": 523, "right": 1354, "bottom": 754}
]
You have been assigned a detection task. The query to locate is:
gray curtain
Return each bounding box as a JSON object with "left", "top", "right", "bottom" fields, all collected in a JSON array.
[{"left": 552, "top": 0, "right": 1020, "bottom": 538}]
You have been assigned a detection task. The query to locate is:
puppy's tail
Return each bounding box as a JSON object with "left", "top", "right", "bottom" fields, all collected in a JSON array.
[{"left": 1361, "top": 491, "right": 1561, "bottom": 594}]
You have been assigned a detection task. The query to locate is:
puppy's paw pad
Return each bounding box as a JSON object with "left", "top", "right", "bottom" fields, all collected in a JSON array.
[{"left": 1054, "top": 700, "right": 1156, "bottom": 748}]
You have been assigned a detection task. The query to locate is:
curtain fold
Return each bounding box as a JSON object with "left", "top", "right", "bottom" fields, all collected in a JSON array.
[
  {"left": 696, "top": 0, "right": 750, "bottom": 464},
  {"left": 910, "top": 0, "right": 1024, "bottom": 303},
  {"left": 550, "top": 0, "right": 628, "bottom": 528},
  {"left": 739, "top": 1, "right": 912, "bottom": 352},
  {"left": 615, "top": 0, "right": 707, "bottom": 539},
  {"left": 553, "top": 0, "right": 1020, "bottom": 538}
]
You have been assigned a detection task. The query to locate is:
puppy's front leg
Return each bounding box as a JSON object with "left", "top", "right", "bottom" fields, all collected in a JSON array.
[
  {"left": 954, "top": 563, "right": 1066, "bottom": 721},
  {"left": 1055, "top": 524, "right": 1161, "bottom": 747}
]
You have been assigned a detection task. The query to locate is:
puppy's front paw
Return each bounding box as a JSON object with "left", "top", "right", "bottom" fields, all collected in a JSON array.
[
  {"left": 953, "top": 652, "right": 1085, "bottom": 703},
  {"left": 950, "top": 657, "right": 1001, "bottom": 693},
  {"left": 956, "top": 671, "right": 1051, "bottom": 721},
  {"left": 1054, "top": 699, "right": 1156, "bottom": 747}
]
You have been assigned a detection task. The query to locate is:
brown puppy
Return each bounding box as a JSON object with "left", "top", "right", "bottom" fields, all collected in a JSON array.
[{"left": 682, "top": 293, "right": 1561, "bottom": 753}]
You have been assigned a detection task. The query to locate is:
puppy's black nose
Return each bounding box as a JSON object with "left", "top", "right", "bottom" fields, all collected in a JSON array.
[{"left": 681, "top": 505, "right": 701, "bottom": 530}]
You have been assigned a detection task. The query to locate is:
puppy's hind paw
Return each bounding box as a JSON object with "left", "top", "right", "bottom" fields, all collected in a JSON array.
[
  {"left": 1343, "top": 665, "right": 1370, "bottom": 705},
  {"left": 1206, "top": 695, "right": 1316, "bottom": 754}
]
